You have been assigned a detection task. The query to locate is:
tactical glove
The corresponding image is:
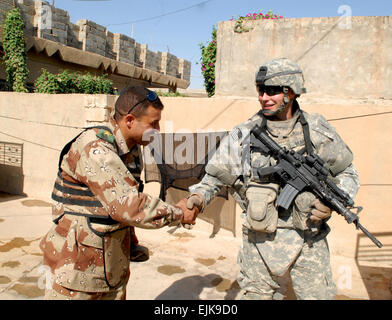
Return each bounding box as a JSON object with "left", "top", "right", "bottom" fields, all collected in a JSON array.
[
  {"left": 186, "top": 193, "right": 204, "bottom": 211},
  {"left": 309, "top": 199, "right": 333, "bottom": 222}
]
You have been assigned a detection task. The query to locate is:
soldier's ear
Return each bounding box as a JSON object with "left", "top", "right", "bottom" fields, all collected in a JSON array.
[
  {"left": 124, "top": 113, "right": 136, "bottom": 128},
  {"left": 287, "top": 88, "right": 296, "bottom": 100}
]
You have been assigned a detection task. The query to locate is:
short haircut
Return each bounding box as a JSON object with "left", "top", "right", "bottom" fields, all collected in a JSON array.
[{"left": 114, "top": 86, "right": 163, "bottom": 121}]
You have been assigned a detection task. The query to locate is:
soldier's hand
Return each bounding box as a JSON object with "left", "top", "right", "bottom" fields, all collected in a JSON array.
[
  {"left": 186, "top": 193, "right": 204, "bottom": 211},
  {"left": 309, "top": 199, "right": 333, "bottom": 222},
  {"left": 175, "top": 198, "right": 199, "bottom": 229}
]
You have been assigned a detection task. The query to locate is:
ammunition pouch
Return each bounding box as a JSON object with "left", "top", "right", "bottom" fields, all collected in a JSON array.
[{"left": 245, "top": 182, "right": 279, "bottom": 233}]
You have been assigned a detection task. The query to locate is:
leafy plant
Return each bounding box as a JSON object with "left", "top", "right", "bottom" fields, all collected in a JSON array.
[
  {"left": 232, "top": 10, "right": 284, "bottom": 33},
  {"left": 199, "top": 26, "right": 217, "bottom": 97},
  {"left": 34, "top": 69, "right": 115, "bottom": 94},
  {"left": 2, "top": 8, "right": 29, "bottom": 92}
]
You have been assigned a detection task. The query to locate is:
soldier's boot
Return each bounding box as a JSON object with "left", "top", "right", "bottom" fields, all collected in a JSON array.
[
  {"left": 129, "top": 226, "right": 149, "bottom": 262},
  {"left": 130, "top": 242, "right": 150, "bottom": 262}
]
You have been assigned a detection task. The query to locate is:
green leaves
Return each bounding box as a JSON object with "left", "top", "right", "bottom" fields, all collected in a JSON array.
[
  {"left": 2, "top": 8, "right": 29, "bottom": 92},
  {"left": 34, "top": 69, "right": 116, "bottom": 94},
  {"left": 199, "top": 26, "right": 216, "bottom": 97}
]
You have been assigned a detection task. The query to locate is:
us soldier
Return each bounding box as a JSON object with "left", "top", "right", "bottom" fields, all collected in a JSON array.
[
  {"left": 186, "top": 58, "right": 360, "bottom": 300},
  {"left": 39, "top": 86, "right": 198, "bottom": 300}
]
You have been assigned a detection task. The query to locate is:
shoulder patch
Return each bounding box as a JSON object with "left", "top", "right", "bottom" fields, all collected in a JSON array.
[
  {"left": 230, "top": 127, "right": 242, "bottom": 141},
  {"left": 96, "top": 129, "right": 115, "bottom": 144}
]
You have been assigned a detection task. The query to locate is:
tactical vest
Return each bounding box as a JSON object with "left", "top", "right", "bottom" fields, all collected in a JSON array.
[
  {"left": 240, "top": 105, "right": 314, "bottom": 232},
  {"left": 250, "top": 107, "right": 315, "bottom": 179},
  {"left": 51, "top": 126, "right": 132, "bottom": 289},
  {"left": 52, "top": 126, "right": 121, "bottom": 226}
]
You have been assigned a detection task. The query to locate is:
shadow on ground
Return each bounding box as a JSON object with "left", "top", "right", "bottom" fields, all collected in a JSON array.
[{"left": 155, "top": 273, "right": 240, "bottom": 300}]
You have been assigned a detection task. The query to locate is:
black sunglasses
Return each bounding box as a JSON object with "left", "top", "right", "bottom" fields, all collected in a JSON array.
[
  {"left": 257, "top": 85, "right": 284, "bottom": 96},
  {"left": 127, "top": 91, "right": 158, "bottom": 115}
]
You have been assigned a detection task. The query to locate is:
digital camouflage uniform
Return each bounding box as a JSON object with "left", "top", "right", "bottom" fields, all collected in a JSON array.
[
  {"left": 40, "top": 117, "right": 183, "bottom": 300},
  {"left": 190, "top": 59, "right": 360, "bottom": 300},
  {"left": 190, "top": 107, "right": 360, "bottom": 300}
]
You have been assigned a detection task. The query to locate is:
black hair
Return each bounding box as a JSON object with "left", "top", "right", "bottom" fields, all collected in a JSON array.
[{"left": 114, "top": 86, "right": 163, "bottom": 121}]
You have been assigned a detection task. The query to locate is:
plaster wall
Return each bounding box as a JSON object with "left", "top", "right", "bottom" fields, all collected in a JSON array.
[{"left": 215, "top": 16, "right": 392, "bottom": 100}]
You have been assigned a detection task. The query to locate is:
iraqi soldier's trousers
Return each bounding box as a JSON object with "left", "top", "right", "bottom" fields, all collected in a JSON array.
[
  {"left": 44, "top": 281, "right": 127, "bottom": 300},
  {"left": 237, "top": 228, "right": 337, "bottom": 300}
]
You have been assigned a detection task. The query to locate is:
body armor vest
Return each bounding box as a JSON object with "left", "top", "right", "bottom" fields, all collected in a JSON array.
[{"left": 52, "top": 126, "right": 121, "bottom": 226}]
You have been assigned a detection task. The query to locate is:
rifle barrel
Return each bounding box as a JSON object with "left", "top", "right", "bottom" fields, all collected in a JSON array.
[{"left": 356, "top": 222, "right": 383, "bottom": 248}]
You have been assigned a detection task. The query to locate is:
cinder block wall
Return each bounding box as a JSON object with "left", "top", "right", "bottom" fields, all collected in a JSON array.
[
  {"left": 113, "top": 33, "right": 135, "bottom": 65},
  {"left": 78, "top": 19, "right": 107, "bottom": 56},
  {"left": 0, "top": 0, "right": 191, "bottom": 81}
]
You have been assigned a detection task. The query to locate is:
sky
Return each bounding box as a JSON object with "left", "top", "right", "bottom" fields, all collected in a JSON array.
[{"left": 51, "top": 0, "right": 392, "bottom": 89}]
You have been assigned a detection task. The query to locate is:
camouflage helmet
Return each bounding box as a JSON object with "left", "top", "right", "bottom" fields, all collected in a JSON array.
[{"left": 255, "top": 58, "right": 306, "bottom": 95}]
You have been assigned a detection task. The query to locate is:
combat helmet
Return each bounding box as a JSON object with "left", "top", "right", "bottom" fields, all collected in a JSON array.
[{"left": 255, "top": 58, "right": 306, "bottom": 95}]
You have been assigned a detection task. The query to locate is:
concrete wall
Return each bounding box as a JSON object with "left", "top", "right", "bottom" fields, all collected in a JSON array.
[
  {"left": 0, "top": 92, "right": 115, "bottom": 200},
  {"left": 0, "top": 92, "right": 391, "bottom": 299},
  {"left": 0, "top": 0, "right": 191, "bottom": 81},
  {"left": 215, "top": 16, "right": 392, "bottom": 100}
]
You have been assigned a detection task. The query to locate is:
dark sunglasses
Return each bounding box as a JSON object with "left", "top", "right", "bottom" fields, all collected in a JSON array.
[
  {"left": 127, "top": 90, "right": 158, "bottom": 114},
  {"left": 257, "top": 85, "right": 284, "bottom": 96}
]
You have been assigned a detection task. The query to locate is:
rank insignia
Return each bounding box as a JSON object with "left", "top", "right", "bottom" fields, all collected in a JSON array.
[{"left": 97, "top": 129, "right": 115, "bottom": 144}]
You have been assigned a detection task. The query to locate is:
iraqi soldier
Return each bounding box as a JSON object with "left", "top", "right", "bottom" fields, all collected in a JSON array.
[
  {"left": 39, "top": 86, "right": 198, "bottom": 300},
  {"left": 186, "top": 58, "right": 360, "bottom": 300}
]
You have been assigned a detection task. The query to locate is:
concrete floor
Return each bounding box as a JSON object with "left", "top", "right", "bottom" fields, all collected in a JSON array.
[{"left": 0, "top": 192, "right": 242, "bottom": 300}]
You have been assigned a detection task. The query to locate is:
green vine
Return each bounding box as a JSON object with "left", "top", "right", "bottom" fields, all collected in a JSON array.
[
  {"left": 199, "top": 26, "right": 216, "bottom": 97},
  {"left": 2, "top": 8, "right": 29, "bottom": 92}
]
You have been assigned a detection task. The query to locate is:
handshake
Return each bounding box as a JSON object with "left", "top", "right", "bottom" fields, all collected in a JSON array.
[{"left": 175, "top": 194, "right": 204, "bottom": 229}]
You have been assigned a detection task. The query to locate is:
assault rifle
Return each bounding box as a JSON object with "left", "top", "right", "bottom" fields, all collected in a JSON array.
[{"left": 250, "top": 124, "right": 383, "bottom": 248}]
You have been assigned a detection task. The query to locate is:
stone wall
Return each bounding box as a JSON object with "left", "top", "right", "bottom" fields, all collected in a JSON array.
[
  {"left": 0, "top": 0, "right": 191, "bottom": 81},
  {"left": 215, "top": 16, "right": 392, "bottom": 99}
]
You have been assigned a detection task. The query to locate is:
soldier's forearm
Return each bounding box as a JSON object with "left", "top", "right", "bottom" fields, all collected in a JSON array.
[
  {"left": 189, "top": 174, "right": 225, "bottom": 207},
  {"left": 105, "top": 193, "right": 183, "bottom": 228}
]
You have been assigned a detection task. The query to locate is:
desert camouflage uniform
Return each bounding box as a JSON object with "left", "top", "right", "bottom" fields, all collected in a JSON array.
[
  {"left": 40, "top": 117, "right": 183, "bottom": 300},
  {"left": 190, "top": 103, "right": 360, "bottom": 300}
]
